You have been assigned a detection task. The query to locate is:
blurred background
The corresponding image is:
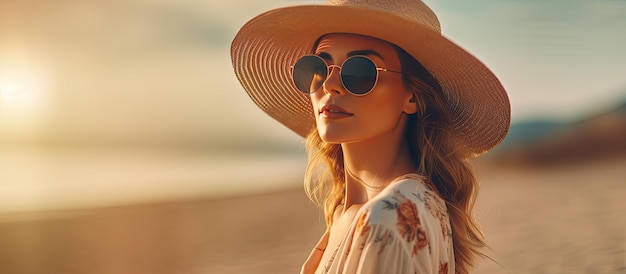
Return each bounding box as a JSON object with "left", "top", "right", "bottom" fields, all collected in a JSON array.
[{"left": 0, "top": 0, "right": 624, "bottom": 273}]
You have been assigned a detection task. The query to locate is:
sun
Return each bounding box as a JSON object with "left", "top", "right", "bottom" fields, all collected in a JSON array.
[
  {"left": 0, "top": 72, "right": 41, "bottom": 109},
  {"left": 0, "top": 65, "right": 49, "bottom": 136},
  {"left": 1, "top": 78, "right": 33, "bottom": 101}
]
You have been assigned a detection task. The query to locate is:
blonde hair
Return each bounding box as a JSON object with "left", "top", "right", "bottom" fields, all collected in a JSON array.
[{"left": 303, "top": 43, "right": 487, "bottom": 274}]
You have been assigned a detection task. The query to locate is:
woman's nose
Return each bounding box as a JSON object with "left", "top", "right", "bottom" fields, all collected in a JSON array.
[{"left": 322, "top": 66, "right": 346, "bottom": 96}]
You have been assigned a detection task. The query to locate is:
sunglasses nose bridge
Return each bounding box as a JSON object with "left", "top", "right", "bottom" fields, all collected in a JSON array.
[{"left": 322, "top": 65, "right": 347, "bottom": 96}]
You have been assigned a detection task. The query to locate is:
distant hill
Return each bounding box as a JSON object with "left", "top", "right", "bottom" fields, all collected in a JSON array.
[
  {"left": 487, "top": 100, "right": 626, "bottom": 166},
  {"left": 498, "top": 120, "right": 564, "bottom": 148}
]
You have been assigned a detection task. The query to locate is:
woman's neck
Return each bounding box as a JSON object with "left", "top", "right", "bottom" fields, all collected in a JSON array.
[{"left": 340, "top": 127, "right": 415, "bottom": 209}]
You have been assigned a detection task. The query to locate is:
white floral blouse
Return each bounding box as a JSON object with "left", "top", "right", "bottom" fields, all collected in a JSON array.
[{"left": 318, "top": 174, "right": 454, "bottom": 274}]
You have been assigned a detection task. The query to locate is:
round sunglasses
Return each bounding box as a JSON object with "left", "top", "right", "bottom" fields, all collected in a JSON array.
[{"left": 291, "top": 55, "right": 403, "bottom": 96}]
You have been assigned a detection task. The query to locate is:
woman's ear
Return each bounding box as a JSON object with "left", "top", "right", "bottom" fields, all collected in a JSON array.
[{"left": 403, "top": 94, "right": 418, "bottom": 114}]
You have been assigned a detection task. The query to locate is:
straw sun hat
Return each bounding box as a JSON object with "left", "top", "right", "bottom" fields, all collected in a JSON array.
[{"left": 231, "top": 0, "right": 510, "bottom": 157}]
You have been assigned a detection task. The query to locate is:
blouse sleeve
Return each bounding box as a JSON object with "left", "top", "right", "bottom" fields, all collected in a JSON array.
[{"left": 338, "top": 190, "right": 452, "bottom": 274}]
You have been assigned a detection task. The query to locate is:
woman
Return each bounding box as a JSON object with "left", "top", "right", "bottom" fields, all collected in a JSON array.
[{"left": 231, "top": 1, "right": 510, "bottom": 273}]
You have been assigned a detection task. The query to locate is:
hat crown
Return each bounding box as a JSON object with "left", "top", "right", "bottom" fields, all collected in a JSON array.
[{"left": 327, "top": 0, "right": 441, "bottom": 33}]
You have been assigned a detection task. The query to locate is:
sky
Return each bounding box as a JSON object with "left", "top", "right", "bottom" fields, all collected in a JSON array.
[
  {"left": 0, "top": 0, "right": 625, "bottom": 147},
  {"left": 428, "top": 0, "right": 626, "bottom": 121}
]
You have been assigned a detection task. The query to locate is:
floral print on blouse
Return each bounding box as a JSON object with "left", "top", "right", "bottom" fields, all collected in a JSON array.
[{"left": 319, "top": 174, "right": 454, "bottom": 274}]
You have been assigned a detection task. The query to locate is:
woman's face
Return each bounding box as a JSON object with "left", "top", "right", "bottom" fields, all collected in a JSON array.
[{"left": 309, "top": 33, "right": 415, "bottom": 144}]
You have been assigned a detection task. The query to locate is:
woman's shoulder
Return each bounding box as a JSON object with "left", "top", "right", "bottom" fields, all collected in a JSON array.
[
  {"left": 360, "top": 173, "right": 449, "bottom": 228},
  {"left": 348, "top": 173, "right": 453, "bottom": 270}
]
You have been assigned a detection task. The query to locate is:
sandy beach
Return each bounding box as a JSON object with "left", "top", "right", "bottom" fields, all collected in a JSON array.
[{"left": 1, "top": 158, "right": 625, "bottom": 274}]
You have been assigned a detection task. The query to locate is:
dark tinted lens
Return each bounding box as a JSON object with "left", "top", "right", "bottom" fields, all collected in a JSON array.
[
  {"left": 292, "top": 56, "right": 327, "bottom": 93},
  {"left": 341, "top": 56, "right": 377, "bottom": 95}
]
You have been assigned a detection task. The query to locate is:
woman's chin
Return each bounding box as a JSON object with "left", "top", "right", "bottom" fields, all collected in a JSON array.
[{"left": 317, "top": 129, "right": 353, "bottom": 144}]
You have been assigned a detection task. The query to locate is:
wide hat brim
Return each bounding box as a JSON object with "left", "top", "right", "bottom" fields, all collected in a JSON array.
[{"left": 231, "top": 4, "right": 510, "bottom": 157}]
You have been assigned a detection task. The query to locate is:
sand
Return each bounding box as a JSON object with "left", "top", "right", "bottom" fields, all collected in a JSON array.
[{"left": 1, "top": 159, "right": 625, "bottom": 274}]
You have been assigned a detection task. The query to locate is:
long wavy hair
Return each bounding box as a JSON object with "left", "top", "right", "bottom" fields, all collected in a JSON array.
[{"left": 303, "top": 40, "right": 487, "bottom": 274}]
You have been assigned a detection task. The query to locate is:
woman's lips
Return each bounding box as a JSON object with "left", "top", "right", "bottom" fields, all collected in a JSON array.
[{"left": 319, "top": 104, "right": 353, "bottom": 119}]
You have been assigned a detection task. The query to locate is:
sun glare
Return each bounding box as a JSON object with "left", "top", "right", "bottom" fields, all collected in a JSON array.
[
  {"left": 1, "top": 78, "right": 35, "bottom": 101},
  {"left": 0, "top": 64, "right": 49, "bottom": 135}
]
